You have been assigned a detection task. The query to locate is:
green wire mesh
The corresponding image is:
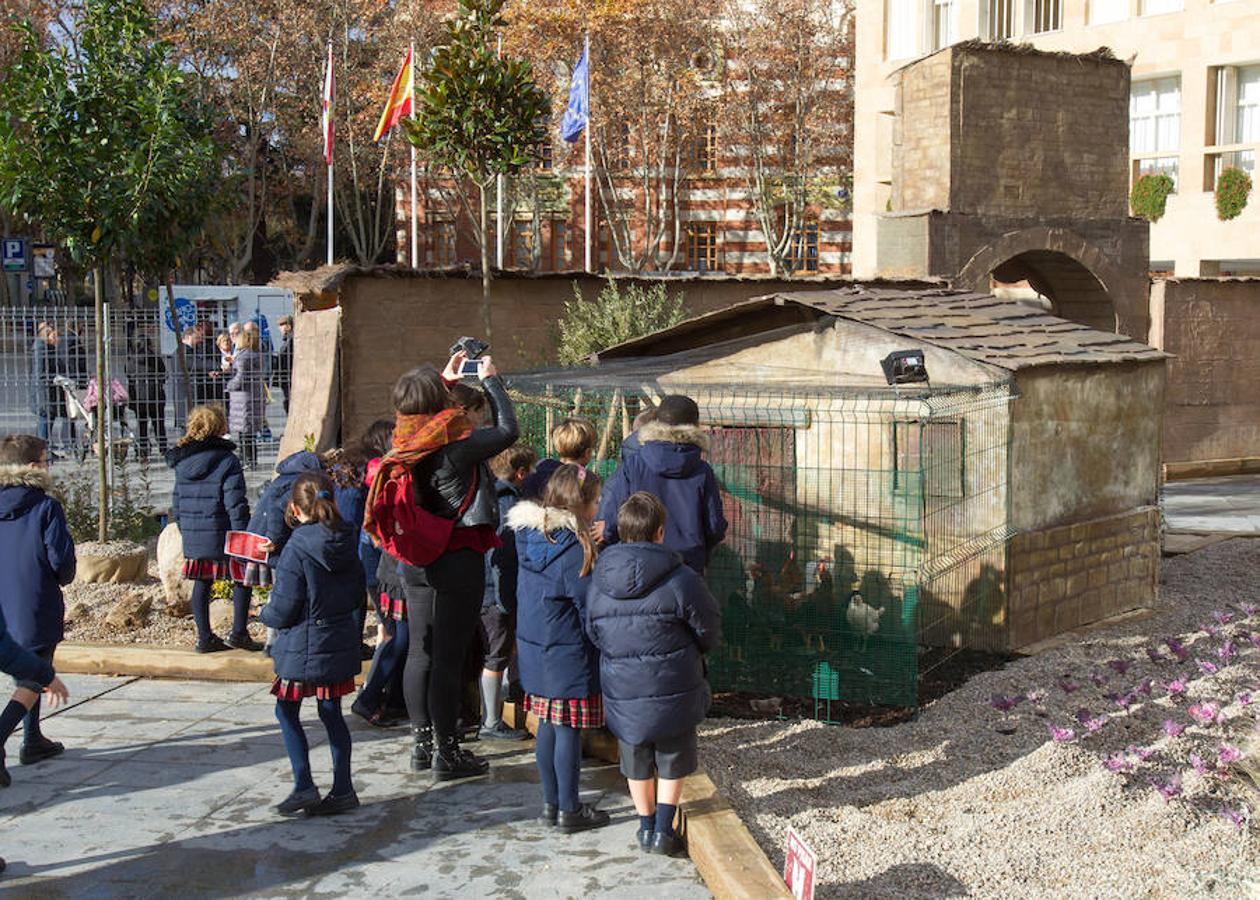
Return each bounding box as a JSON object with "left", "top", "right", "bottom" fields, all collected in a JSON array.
[{"left": 506, "top": 374, "right": 1013, "bottom": 717}]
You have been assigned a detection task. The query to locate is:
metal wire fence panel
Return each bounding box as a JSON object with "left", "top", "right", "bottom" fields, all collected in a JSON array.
[{"left": 507, "top": 373, "right": 1015, "bottom": 713}]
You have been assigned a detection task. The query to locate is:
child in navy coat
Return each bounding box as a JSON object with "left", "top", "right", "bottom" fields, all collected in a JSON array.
[
  {"left": 0, "top": 434, "right": 76, "bottom": 769},
  {"left": 508, "top": 464, "right": 608, "bottom": 833},
  {"left": 586, "top": 492, "right": 721, "bottom": 856},
  {"left": 259, "top": 471, "right": 366, "bottom": 817}
]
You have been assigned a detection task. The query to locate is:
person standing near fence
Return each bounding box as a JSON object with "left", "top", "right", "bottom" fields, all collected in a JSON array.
[
  {"left": 27, "top": 324, "right": 61, "bottom": 446},
  {"left": 128, "top": 335, "right": 167, "bottom": 460},
  {"left": 226, "top": 328, "right": 265, "bottom": 470},
  {"left": 275, "top": 315, "right": 294, "bottom": 416}
]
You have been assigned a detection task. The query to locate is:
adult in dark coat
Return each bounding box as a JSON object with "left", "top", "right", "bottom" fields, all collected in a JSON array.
[
  {"left": 166, "top": 406, "right": 259, "bottom": 653},
  {"left": 585, "top": 542, "right": 721, "bottom": 747},
  {"left": 0, "top": 450, "right": 76, "bottom": 768},
  {"left": 59, "top": 324, "right": 88, "bottom": 387},
  {"left": 597, "top": 398, "right": 728, "bottom": 575},
  {"left": 275, "top": 315, "right": 294, "bottom": 415},
  {"left": 28, "top": 325, "right": 61, "bottom": 443},
  {"left": 128, "top": 335, "right": 167, "bottom": 459}
]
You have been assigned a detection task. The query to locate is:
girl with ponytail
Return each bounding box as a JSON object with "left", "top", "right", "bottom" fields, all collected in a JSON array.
[
  {"left": 506, "top": 464, "right": 609, "bottom": 833},
  {"left": 259, "top": 471, "right": 366, "bottom": 817}
]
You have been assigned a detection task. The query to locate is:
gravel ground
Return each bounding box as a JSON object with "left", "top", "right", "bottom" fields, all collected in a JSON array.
[{"left": 700, "top": 538, "right": 1260, "bottom": 899}]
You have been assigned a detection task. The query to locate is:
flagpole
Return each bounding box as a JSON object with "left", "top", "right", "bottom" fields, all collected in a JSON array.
[
  {"left": 326, "top": 41, "right": 334, "bottom": 267},
  {"left": 495, "top": 36, "right": 504, "bottom": 271},
  {"left": 410, "top": 42, "right": 419, "bottom": 269},
  {"left": 583, "top": 31, "right": 592, "bottom": 273}
]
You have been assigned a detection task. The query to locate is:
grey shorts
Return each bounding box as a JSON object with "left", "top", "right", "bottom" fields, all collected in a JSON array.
[{"left": 618, "top": 729, "right": 699, "bottom": 781}]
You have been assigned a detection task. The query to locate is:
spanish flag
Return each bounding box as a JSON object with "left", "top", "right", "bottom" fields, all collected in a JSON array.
[{"left": 372, "top": 47, "right": 415, "bottom": 143}]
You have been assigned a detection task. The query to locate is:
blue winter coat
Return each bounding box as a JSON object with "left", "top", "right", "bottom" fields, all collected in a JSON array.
[
  {"left": 619, "top": 431, "right": 643, "bottom": 462},
  {"left": 586, "top": 543, "right": 721, "bottom": 745},
  {"left": 508, "top": 501, "right": 599, "bottom": 700},
  {"left": 246, "top": 451, "right": 322, "bottom": 559},
  {"left": 0, "top": 603, "right": 55, "bottom": 687},
  {"left": 597, "top": 423, "right": 728, "bottom": 575},
  {"left": 519, "top": 457, "right": 563, "bottom": 501},
  {"left": 259, "top": 522, "right": 365, "bottom": 685},
  {"left": 0, "top": 465, "right": 76, "bottom": 653},
  {"left": 166, "top": 438, "right": 250, "bottom": 561},
  {"left": 483, "top": 478, "right": 521, "bottom": 614}
]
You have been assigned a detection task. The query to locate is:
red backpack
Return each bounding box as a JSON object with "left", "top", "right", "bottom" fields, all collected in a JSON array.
[{"left": 368, "top": 462, "right": 477, "bottom": 567}]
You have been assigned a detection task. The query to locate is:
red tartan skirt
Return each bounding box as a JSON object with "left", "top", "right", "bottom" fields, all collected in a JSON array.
[
  {"left": 183, "top": 558, "right": 232, "bottom": 582},
  {"left": 234, "top": 560, "right": 273, "bottom": 587},
  {"left": 525, "top": 694, "right": 604, "bottom": 729},
  {"left": 270, "top": 677, "right": 357, "bottom": 702},
  {"left": 379, "top": 590, "right": 407, "bottom": 622}
]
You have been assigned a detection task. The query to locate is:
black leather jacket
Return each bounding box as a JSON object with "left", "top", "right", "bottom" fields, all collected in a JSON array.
[{"left": 411, "top": 375, "right": 518, "bottom": 529}]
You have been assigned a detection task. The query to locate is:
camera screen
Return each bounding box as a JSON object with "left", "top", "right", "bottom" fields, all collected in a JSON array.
[{"left": 459, "top": 359, "right": 483, "bottom": 376}]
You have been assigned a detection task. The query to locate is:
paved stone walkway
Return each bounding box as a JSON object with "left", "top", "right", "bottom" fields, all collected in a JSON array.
[
  {"left": 1162, "top": 475, "right": 1260, "bottom": 534},
  {"left": 0, "top": 675, "right": 710, "bottom": 898}
]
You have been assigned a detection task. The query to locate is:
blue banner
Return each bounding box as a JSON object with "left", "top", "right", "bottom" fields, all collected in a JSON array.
[{"left": 560, "top": 47, "right": 589, "bottom": 144}]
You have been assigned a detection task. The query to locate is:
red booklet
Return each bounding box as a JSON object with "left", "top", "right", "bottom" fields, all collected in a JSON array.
[{"left": 225, "top": 531, "right": 270, "bottom": 563}]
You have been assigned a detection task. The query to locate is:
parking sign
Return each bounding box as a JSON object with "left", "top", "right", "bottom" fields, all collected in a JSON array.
[{"left": 2, "top": 238, "right": 28, "bottom": 273}]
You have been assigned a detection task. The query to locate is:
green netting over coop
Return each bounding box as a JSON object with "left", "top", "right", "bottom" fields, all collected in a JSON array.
[{"left": 505, "top": 366, "right": 1014, "bottom": 716}]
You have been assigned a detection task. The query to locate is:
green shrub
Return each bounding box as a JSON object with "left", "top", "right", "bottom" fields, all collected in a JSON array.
[
  {"left": 1215, "top": 166, "right": 1253, "bottom": 221},
  {"left": 52, "top": 463, "right": 160, "bottom": 545},
  {"left": 1129, "top": 173, "right": 1174, "bottom": 222},
  {"left": 556, "top": 279, "right": 687, "bottom": 366}
]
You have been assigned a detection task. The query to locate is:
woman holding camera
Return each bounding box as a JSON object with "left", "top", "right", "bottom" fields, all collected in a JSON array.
[{"left": 367, "top": 349, "right": 517, "bottom": 781}]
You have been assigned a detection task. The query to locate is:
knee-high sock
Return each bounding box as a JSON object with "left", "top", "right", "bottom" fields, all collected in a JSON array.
[
  {"left": 553, "top": 724, "right": 582, "bottom": 813},
  {"left": 23, "top": 695, "right": 42, "bottom": 743},
  {"left": 0, "top": 699, "right": 27, "bottom": 747},
  {"left": 275, "top": 699, "right": 314, "bottom": 792},
  {"left": 230, "top": 582, "right": 253, "bottom": 637},
  {"left": 190, "top": 579, "right": 213, "bottom": 641},
  {"left": 317, "top": 698, "right": 353, "bottom": 796},
  {"left": 534, "top": 720, "right": 558, "bottom": 807},
  {"left": 480, "top": 671, "right": 502, "bottom": 728}
]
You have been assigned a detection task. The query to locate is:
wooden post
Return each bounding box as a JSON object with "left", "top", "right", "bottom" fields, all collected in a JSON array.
[{"left": 595, "top": 390, "right": 621, "bottom": 461}]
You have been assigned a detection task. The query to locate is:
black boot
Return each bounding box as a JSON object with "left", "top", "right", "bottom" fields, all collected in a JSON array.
[
  {"left": 432, "top": 734, "right": 489, "bottom": 782},
  {"left": 411, "top": 726, "right": 433, "bottom": 772}
]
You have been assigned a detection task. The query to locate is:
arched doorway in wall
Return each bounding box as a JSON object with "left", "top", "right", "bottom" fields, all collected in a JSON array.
[{"left": 989, "top": 250, "right": 1118, "bottom": 333}]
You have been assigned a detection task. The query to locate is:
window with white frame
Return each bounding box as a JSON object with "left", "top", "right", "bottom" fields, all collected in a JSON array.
[
  {"left": 1208, "top": 65, "right": 1259, "bottom": 186},
  {"left": 1236, "top": 66, "right": 1260, "bottom": 146},
  {"left": 1140, "top": 0, "right": 1182, "bottom": 13},
  {"left": 886, "top": 0, "right": 918, "bottom": 60},
  {"left": 1031, "top": 0, "right": 1062, "bottom": 32},
  {"left": 987, "top": 0, "right": 1015, "bottom": 39},
  {"left": 1088, "top": 0, "right": 1128, "bottom": 25},
  {"left": 930, "top": 0, "right": 956, "bottom": 50},
  {"left": 1130, "top": 76, "right": 1181, "bottom": 188}
]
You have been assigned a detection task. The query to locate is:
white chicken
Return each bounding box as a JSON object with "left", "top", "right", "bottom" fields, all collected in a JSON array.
[{"left": 846, "top": 590, "right": 883, "bottom": 654}]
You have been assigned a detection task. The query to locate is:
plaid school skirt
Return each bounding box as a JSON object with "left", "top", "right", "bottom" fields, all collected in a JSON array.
[
  {"left": 182, "top": 558, "right": 232, "bottom": 582},
  {"left": 234, "top": 560, "right": 273, "bottom": 587},
  {"left": 525, "top": 694, "right": 605, "bottom": 729},
  {"left": 378, "top": 590, "right": 407, "bottom": 622},
  {"left": 270, "top": 677, "right": 357, "bottom": 702}
]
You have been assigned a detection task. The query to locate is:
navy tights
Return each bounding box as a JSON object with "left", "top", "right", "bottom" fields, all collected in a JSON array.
[
  {"left": 275, "top": 698, "right": 353, "bottom": 796},
  {"left": 359, "top": 619, "right": 409, "bottom": 712},
  {"left": 534, "top": 721, "right": 582, "bottom": 812},
  {"left": 190, "top": 578, "right": 252, "bottom": 641}
]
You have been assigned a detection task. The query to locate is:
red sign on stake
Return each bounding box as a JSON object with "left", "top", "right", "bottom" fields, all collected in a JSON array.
[{"left": 783, "top": 827, "right": 816, "bottom": 900}]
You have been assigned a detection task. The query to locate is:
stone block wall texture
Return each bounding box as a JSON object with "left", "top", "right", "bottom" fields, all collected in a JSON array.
[
  {"left": 1007, "top": 506, "right": 1160, "bottom": 649},
  {"left": 1154, "top": 278, "right": 1260, "bottom": 464},
  {"left": 894, "top": 45, "right": 1130, "bottom": 220}
]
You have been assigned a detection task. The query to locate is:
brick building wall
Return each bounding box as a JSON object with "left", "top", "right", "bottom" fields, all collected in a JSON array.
[{"left": 1007, "top": 506, "right": 1161, "bottom": 649}]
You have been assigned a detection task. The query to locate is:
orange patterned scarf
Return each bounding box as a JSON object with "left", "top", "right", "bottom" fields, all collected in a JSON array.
[{"left": 362, "top": 408, "right": 475, "bottom": 543}]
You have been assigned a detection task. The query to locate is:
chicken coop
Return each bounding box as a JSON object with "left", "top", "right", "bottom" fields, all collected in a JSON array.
[{"left": 506, "top": 285, "right": 1166, "bottom": 713}]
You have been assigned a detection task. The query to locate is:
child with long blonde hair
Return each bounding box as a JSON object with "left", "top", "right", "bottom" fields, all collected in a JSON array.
[{"left": 507, "top": 464, "right": 608, "bottom": 833}]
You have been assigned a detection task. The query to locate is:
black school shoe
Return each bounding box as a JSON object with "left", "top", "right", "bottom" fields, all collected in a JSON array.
[
  {"left": 19, "top": 736, "right": 64, "bottom": 766},
  {"left": 557, "top": 804, "right": 610, "bottom": 833},
  {"left": 539, "top": 803, "right": 558, "bottom": 826},
  {"left": 226, "top": 632, "right": 264, "bottom": 652},
  {"left": 308, "top": 790, "right": 360, "bottom": 816},
  {"left": 650, "top": 831, "right": 684, "bottom": 857},
  {"left": 196, "top": 635, "right": 230, "bottom": 654},
  {"left": 274, "top": 786, "right": 321, "bottom": 817},
  {"left": 432, "top": 738, "right": 489, "bottom": 781},
  {"left": 637, "top": 827, "right": 654, "bottom": 850}
]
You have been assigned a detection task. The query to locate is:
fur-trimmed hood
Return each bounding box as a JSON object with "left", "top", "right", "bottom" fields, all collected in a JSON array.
[
  {"left": 637, "top": 421, "right": 709, "bottom": 452},
  {"left": 506, "top": 500, "right": 580, "bottom": 536},
  {"left": 507, "top": 500, "right": 584, "bottom": 575},
  {"left": 0, "top": 464, "right": 52, "bottom": 491}
]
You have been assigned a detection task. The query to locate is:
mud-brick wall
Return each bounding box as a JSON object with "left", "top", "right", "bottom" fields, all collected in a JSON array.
[
  {"left": 1152, "top": 278, "right": 1260, "bottom": 465},
  {"left": 1007, "top": 507, "right": 1160, "bottom": 649}
]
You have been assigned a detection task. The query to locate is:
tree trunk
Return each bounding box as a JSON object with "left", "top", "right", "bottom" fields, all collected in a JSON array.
[
  {"left": 94, "top": 266, "right": 108, "bottom": 543},
  {"left": 479, "top": 182, "right": 493, "bottom": 340}
]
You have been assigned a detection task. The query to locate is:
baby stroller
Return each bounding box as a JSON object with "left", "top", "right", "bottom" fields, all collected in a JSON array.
[{"left": 55, "top": 375, "right": 134, "bottom": 463}]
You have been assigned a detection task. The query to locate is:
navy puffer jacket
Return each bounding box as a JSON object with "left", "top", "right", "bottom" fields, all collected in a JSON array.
[
  {"left": 597, "top": 422, "right": 728, "bottom": 575},
  {"left": 0, "top": 603, "right": 55, "bottom": 686},
  {"left": 585, "top": 542, "right": 721, "bottom": 745},
  {"left": 509, "top": 501, "right": 599, "bottom": 700},
  {"left": 0, "top": 465, "right": 76, "bottom": 652},
  {"left": 246, "top": 451, "right": 322, "bottom": 558},
  {"left": 167, "top": 438, "right": 250, "bottom": 560},
  {"left": 259, "top": 522, "right": 365, "bottom": 685}
]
